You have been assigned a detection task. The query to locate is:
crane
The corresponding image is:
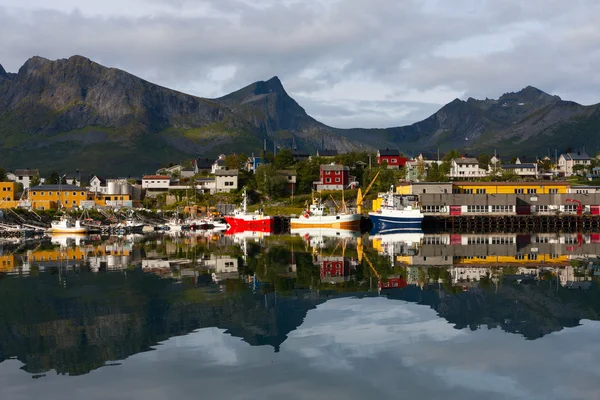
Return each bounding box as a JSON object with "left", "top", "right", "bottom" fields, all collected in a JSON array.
[{"left": 356, "top": 171, "right": 381, "bottom": 214}]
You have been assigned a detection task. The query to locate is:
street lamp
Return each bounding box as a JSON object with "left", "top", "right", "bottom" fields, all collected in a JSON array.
[{"left": 59, "top": 174, "right": 67, "bottom": 209}]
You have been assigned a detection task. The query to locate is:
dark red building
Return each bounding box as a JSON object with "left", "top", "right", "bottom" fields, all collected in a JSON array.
[
  {"left": 377, "top": 149, "right": 407, "bottom": 169},
  {"left": 315, "top": 164, "right": 350, "bottom": 191}
]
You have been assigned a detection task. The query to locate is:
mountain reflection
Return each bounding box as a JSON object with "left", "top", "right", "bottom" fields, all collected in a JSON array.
[{"left": 0, "top": 231, "right": 599, "bottom": 376}]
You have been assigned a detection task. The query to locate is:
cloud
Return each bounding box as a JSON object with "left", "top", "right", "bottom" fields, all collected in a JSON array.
[{"left": 0, "top": 0, "right": 599, "bottom": 128}]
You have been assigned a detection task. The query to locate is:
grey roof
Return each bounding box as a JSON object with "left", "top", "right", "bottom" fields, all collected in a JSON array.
[
  {"left": 502, "top": 163, "right": 536, "bottom": 169},
  {"left": 30, "top": 185, "right": 84, "bottom": 191},
  {"left": 378, "top": 148, "right": 400, "bottom": 156},
  {"left": 14, "top": 169, "right": 39, "bottom": 176},
  {"left": 195, "top": 158, "right": 215, "bottom": 169},
  {"left": 317, "top": 149, "right": 338, "bottom": 157},
  {"left": 564, "top": 152, "right": 591, "bottom": 160},
  {"left": 453, "top": 157, "right": 479, "bottom": 164},
  {"left": 321, "top": 164, "right": 349, "bottom": 171},
  {"left": 215, "top": 169, "right": 238, "bottom": 176}
]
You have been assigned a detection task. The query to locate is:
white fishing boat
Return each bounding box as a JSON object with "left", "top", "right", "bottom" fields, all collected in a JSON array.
[
  {"left": 369, "top": 186, "right": 424, "bottom": 231},
  {"left": 290, "top": 194, "right": 361, "bottom": 230},
  {"left": 49, "top": 216, "right": 89, "bottom": 234}
]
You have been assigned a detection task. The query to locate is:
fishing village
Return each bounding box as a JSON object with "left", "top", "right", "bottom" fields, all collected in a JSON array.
[{"left": 2, "top": 148, "right": 600, "bottom": 239}]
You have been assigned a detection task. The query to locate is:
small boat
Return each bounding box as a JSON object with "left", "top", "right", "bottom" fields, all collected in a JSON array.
[
  {"left": 290, "top": 194, "right": 361, "bottom": 230},
  {"left": 368, "top": 186, "right": 423, "bottom": 231},
  {"left": 224, "top": 189, "right": 274, "bottom": 233},
  {"left": 49, "top": 215, "right": 89, "bottom": 234}
]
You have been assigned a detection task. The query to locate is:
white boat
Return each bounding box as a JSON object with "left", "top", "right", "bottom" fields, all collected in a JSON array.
[
  {"left": 369, "top": 186, "right": 424, "bottom": 231},
  {"left": 290, "top": 195, "right": 361, "bottom": 230},
  {"left": 50, "top": 216, "right": 89, "bottom": 234}
]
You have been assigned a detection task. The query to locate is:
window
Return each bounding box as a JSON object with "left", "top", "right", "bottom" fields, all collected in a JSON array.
[
  {"left": 72, "top": 200, "right": 76, "bottom": 205},
  {"left": 492, "top": 236, "right": 514, "bottom": 244},
  {"left": 335, "top": 178, "right": 340, "bottom": 183},
  {"left": 73, "top": 192, "right": 76, "bottom": 195},
  {"left": 515, "top": 254, "right": 525, "bottom": 260},
  {"left": 467, "top": 205, "right": 487, "bottom": 213},
  {"left": 40, "top": 191, "right": 44, "bottom": 196},
  {"left": 491, "top": 205, "right": 512, "bottom": 213},
  {"left": 80, "top": 192, "right": 84, "bottom": 196},
  {"left": 527, "top": 189, "right": 537, "bottom": 194},
  {"left": 514, "top": 189, "right": 524, "bottom": 194},
  {"left": 325, "top": 178, "right": 331, "bottom": 183},
  {"left": 536, "top": 205, "right": 550, "bottom": 212},
  {"left": 564, "top": 204, "right": 577, "bottom": 212},
  {"left": 391, "top": 159, "right": 397, "bottom": 163},
  {"left": 476, "top": 189, "right": 486, "bottom": 194},
  {"left": 527, "top": 254, "right": 538, "bottom": 260},
  {"left": 468, "top": 236, "right": 487, "bottom": 244},
  {"left": 336, "top": 171, "right": 341, "bottom": 175},
  {"left": 422, "top": 189, "right": 427, "bottom": 194},
  {"left": 464, "top": 189, "right": 473, "bottom": 194},
  {"left": 422, "top": 205, "right": 444, "bottom": 213}
]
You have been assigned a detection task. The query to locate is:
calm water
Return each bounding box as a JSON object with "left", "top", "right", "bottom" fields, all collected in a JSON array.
[{"left": 1, "top": 231, "right": 600, "bottom": 400}]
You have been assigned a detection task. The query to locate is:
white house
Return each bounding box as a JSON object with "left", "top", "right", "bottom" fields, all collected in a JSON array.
[
  {"left": 6, "top": 169, "right": 41, "bottom": 189},
  {"left": 195, "top": 178, "right": 216, "bottom": 194},
  {"left": 211, "top": 155, "right": 227, "bottom": 174},
  {"left": 88, "top": 175, "right": 107, "bottom": 194},
  {"left": 449, "top": 158, "right": 487, "bottom": 179},
  {"left": 142, "top": 175, "right": 171, "bottom": 196},
  {"left": 500, "top": 163, "right": 538, "bottom": 178},
  {"left": 557, "top": 152, "right": 592, "bottom": 177},
  {"left": 214, "top": 169, "right": 238, "bottom": 193}
]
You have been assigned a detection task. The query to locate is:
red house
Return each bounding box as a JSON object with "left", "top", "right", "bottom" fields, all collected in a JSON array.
[
  {"left": 315, "top": 164, "right": 350, "bottom": 191},
  {"left": 377, "top": 149, "right": 407, "bottom": 169},
  {"left": 319, "top": 256, "right": 352, "bottom": 283}
]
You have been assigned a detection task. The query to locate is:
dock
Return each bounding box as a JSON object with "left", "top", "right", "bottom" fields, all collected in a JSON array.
[{"left": 423, "top": 215, "right": 600, "bottom": 233}]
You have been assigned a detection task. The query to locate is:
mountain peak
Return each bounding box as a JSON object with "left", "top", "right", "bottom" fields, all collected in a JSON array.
[
  {"left": 499, "top": 85, "right": 561, "bottom": 103},
  {"left": 18, "top": 56, "right": 51, "bottom": 75},
  {"left": 0, "top": 63, "right": 6, "bottom": 78}
]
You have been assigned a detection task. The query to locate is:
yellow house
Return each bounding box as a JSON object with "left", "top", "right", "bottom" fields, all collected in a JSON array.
[
  {"left": 0, "top": 182, "right": 20, "bottom": 209},
  {"left": 29, "top": 184, "right": 88, "bottom": 210},
  {"left": 451, "top": 182, "right": 570, "bottom": 195}
]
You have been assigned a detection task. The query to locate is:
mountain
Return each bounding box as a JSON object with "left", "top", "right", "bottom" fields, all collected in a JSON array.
[
  {"left": 1, "top": 55, "right": 599, "bottom": 175},
  {"left": 0, "top": 56, "right": 365, "bottom": 175}
]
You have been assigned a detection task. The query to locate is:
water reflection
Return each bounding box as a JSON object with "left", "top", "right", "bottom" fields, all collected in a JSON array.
[{"left": 0, "top": 231, "right": 600, "bottom": 380}]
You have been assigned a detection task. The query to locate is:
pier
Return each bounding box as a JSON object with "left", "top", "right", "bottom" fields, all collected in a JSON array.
[{"left": 423, "top": 215, "right": 600, "bottom": 233}]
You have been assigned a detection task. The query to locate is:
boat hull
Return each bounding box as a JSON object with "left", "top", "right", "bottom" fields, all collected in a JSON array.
[
  {"left": 368, "top": 213, "right": 423, "bottom": 231},
  {"left": 49, "top": 227, "right": 89, "bottom": 234},
  {"left": 224, "top": 216, "right": 274, "bottom": 233},
  {"left": 290, "top": 214, "right": 361, "bottom": 230}
]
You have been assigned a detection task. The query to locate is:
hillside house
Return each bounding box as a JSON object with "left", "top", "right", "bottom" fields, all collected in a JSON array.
[
  {"left": 377, "top": 149, "right": 407, "bottom": 169},
  {"left": 449, "top": 158, "right": 487, "bottom": 179},
  {"left": 246, "top": 156, "right": 266, "bottom": 173},
  {"left": 314, "top": 164, "right": 350, "bottom": 191},
  {"left": 558, "top": 152, "right": 592, "bottom": 177},
  {"left": 6, "top": 169, "right": 41, "bottom": 189},
  {"left": 277, "top": 170, "right": 297, "bottom": 194},
  {"left": 316, "top": 149, "right": 338, "bottom": 158},
  {"left": 142, "top": 175, "right": 171, "bottom": 197},
  {"left": 214, "top": 169, "right": 238, "bottom": 193},
  {"left": 500, "top": 163, "right": 538, "bottom": 179},
  {"left": 89, "top": 176, "right": 107, "bottom": 194},
  {"left": 194, "top": 158, "right": 216, "bottom": 174}
]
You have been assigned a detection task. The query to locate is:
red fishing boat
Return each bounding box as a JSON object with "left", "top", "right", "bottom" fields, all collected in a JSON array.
[{"left": 224, "top": 189, "right": 274, "bottom": 233}]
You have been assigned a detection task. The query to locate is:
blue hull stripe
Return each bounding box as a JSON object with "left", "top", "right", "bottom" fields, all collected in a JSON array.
[{"left": 369, "top": 214, "right": 423, "bottom": 230}]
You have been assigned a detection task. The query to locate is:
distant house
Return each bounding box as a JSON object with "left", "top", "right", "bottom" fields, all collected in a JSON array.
[
  {"left": 314, "top": 164, "right": 350, "bottom": 191},
  {"left": 292, "top": 151, "right": 310, "bottom": 162},
  {"left": 500, "top": 163, "right": 538, "bottom": 179},
  {"left": 558, "top": 152, "right": 592, "bottom": 177},
  {"left": 316, "top": 149, "right": 339, "bottom": 158},
  {"left": 195, "top": 178, "right": 216, "bottom": 194},
  {"left": 214, "top": 169, "right": 238, "bottom": 193},
  {"left": 246, "top": 156, "right": 266, "bottom": 173},
  {"left": 194, "top": 158, "right": 216, "bottom": 174},
  {"left": 89, "top": 175, "right": 107, "bottom": 194},
  {"left": 449, "top": 158, "right": 487, "bottom": 179},
  {"left": 377, "top": 149, "right": 407, "bottom": 169},
  {"left": 6, "top": 169, "right": 40, "bottom": 189},
  {"left": 277, "top": 170, "right": 297, "bottom": 194},
  {"left": 212, "top": 158, "right": 227, "bottom": 174},
  {"left": 142, "top": 175, "right": 171, "bottom": 197}
]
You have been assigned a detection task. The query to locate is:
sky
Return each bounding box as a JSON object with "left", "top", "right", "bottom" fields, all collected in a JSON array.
[
  {"left": 2, "top": 297, "right": 600, "bottom": 400},
  {"left": 1, "top": 0, "right": 599, "bottom": 128}
]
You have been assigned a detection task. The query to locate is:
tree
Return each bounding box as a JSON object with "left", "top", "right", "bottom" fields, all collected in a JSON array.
[
  {"left": 274, "top": 149, "right": 294, "bottom": 170},
  {"left": 426, "top": 163, "right": 441, "bottom": 182},
  {"left": 47, "top": 171, "right": 60, "bottom": 185},
  {"left": 477, "top": 153, "right": 490, "bottom": 170},
  {"left": 540, "top": 159, "right": 552, "bottom": 172},
  {"left": 30, "top": 174, "right": 41, "bottom": 187},
  {"left": 442, "top": 149, "right": 461, "bottom": 162},
  {"left": 573, "top": 164, "right": 587, "bottom": 176},
  {"left": 0, "top": 167, "right": 7, "bottom": 182}
]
